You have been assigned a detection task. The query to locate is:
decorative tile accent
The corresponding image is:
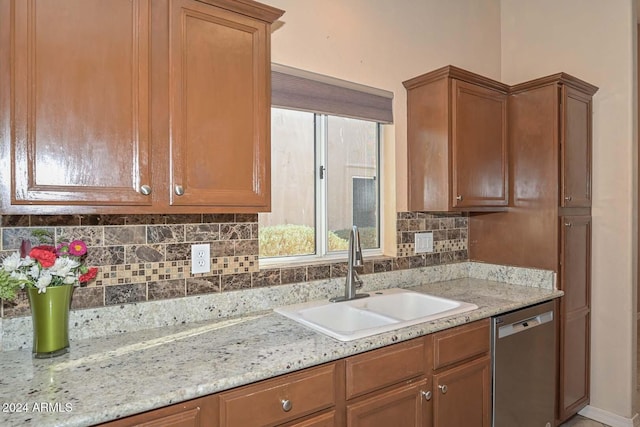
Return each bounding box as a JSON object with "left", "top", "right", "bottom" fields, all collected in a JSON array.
[
  {"left": 397, "top": 243, "right": 413, "bottom": 257},
  {"left": 220, "top": 255, "right": 258, "bottom": 274}
]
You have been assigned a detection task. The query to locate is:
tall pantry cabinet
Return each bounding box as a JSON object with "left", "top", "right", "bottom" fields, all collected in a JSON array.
[{"left": 469, "top": 74, "right": 598, "bottom": 424}]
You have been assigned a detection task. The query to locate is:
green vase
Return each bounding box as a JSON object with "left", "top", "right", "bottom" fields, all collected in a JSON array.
[{"left": 27, "top": 284, "right": 74, "bottom": 358}]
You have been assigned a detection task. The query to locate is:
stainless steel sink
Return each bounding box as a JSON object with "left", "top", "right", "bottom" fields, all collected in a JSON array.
[{"left": 274, "top": 288, "right": 478, "bottom": 341}]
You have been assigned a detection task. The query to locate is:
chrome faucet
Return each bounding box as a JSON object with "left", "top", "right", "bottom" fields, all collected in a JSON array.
[{"left": 331, "top": 225, "right": 369, "bottom": 302}]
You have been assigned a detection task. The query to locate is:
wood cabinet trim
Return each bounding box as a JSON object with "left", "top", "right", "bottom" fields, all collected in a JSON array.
[
  {"left": 194, "top": 0, "right": 284, "bottom": 23},
  {"left": 510, "top": 72, "right": 598, "bottom": 96},
  {"left": 402, "top": 65, "right": 508, "bottom": 94}
]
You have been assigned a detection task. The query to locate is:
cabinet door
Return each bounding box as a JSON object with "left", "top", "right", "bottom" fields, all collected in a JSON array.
[
  {"left": 432, "top": 356, "right": 491, "bottom": 427},
  {"left": 169, "top": 0, "right": 271, "bottom": 211},
  {"left": 558, "top": 215, "right": 591, "bottom": 421},
  {"left": 346, "top": 379, "right": 429, "bottom": 427},
  {"left": 451, "top": 80, "right": 508, "bottom": 208},
  {"left": 560, "top": 86, "right": 592, "bottom": 208},
  {"left": 2, "top": 0, "right": 152, "bottom": 210}
]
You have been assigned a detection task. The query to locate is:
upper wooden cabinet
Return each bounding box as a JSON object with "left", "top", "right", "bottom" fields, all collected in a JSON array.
[
  {"left": 1, "top": 0, "right": 154, "bottom": 209},
  {"left": 404, "top": 66, "right": 509, "bottom": 212},
  {"left": 560, "top": 86, "right": 593, "bottom": 208},
  {"left": 0, "top": 0, "right": 283, "bottom": 214}
]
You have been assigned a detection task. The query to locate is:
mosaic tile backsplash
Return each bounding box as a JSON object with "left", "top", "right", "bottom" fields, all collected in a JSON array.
[{"left": 0, "top": 212, "right": 468, "bottom": 318}]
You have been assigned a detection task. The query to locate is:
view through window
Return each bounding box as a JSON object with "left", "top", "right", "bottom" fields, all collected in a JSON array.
[{"left": 259, "top": 108, "right": 380, "bottom": 260}]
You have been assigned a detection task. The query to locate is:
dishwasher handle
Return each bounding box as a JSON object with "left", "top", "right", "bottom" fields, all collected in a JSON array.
[{"left": 497, "top": 310, "right": 553, "bottom": 339}]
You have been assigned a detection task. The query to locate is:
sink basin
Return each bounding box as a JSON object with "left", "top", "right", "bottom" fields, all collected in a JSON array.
[
  {"left": 274, "top": 288, "right": 478, "bottom": 341},
  {"left": 359, "top": 292, "right": 461, "bottom": 321},
  {"left": 292, "top": 303, "right": 398, "bottom": 338}
]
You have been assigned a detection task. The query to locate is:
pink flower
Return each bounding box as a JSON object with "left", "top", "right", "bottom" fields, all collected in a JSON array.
[
  {"left": 68, "top": 240, "right": 87, "bottom": 256},
  {"left": 56, "top": 242, "right": 70, "bottom": 256}
]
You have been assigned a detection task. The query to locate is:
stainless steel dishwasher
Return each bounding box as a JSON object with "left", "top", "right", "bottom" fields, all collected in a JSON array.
[{"left": 492, "top": 300, "right": 556, "bottom": 427}]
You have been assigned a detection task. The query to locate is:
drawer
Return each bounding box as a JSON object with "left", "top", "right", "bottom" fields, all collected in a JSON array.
[
  {"left": 433, "top": 319, "right": 490, "bottom": 370},
  {"left": 219, "top": 363, "right": 336, "bottom": 427},
  {"left": 345, "top": 338, "right": 426, "bottom": 399}
]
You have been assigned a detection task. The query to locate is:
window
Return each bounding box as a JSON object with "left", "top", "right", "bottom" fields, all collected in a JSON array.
[{"left": 259, "top": 65, "right": 392, "bottom": 262}]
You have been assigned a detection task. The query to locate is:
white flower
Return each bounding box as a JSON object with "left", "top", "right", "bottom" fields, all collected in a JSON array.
[
  {"left": 28, "top": 264, "right": 41, "bottom": 280},
  {"left": 20, "top": 256, "right": 35, "bottom": 268},
  {"left": 63, "top": 275, "right": 77, "bottom": 285},
  {"left": 50, "top": 256, "right": 81, "bottom": 277},
  {"left": 35, "top": 271, "right": 52, "bottom": 293},
  {"left": 2, "top": 252, "right": 21, "bottom": 272}
]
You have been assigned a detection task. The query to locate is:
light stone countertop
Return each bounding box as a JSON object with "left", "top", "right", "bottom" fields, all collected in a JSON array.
[{"left": 0, "top": 265, "right": 562, "bottom": 427}]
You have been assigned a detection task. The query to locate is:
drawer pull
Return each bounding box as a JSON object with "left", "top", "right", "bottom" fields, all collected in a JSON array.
[
  {"left": 421, "top": 390, "right": 432, "bottom": 401},
  {"left": 281, "top": 399, "right": 292, "bottom": 412},
  {"left": 456, "top": 195, "right": 463, "bottom": 201},
  {"left": 438, "top": 384, "right": 448, "bottom": 394},
  {"left": 140, "top": 185, "right": 152, "bottom": 195}
]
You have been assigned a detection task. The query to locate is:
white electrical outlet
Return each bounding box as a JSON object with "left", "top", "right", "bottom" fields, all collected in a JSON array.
[
  {"left": 191, "top": 244, "right": 210, "bottom": 274},
  {"left": 414, "top": 232, "right": 434, "bottom": 254}
]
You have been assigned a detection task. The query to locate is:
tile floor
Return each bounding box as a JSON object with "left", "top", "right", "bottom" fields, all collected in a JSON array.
[{"left": 558, "top": 320, "right": 640, "bottom": 427}]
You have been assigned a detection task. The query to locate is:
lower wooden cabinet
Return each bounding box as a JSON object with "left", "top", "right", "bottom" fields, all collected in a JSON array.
[
  {"left": 431, "top": 319, "right": 491, "bottom": 427},
  {"left": 346, "top": 379, "right": 429, "bottom": 427},
  {"left": 432, "top": 356, "right": 491, "bottom": 427},
  {"left": 97, "top": 320, "right": 493, "bottom": 427}
]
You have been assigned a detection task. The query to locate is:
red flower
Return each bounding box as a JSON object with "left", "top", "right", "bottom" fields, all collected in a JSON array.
[
  {"left": 29, "top": 246, "right": 58, "bottom": 268},
  {"left": 79, "top": 267, "right": 98, "bottom": 283}
]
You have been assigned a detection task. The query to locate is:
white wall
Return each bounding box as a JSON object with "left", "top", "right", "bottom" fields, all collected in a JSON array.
[
  {"left": 500, "top": 0, "right": 638, "bottom": 420},
  {"left": 262, "top": 0, "right": 502, "bottom": 254}
]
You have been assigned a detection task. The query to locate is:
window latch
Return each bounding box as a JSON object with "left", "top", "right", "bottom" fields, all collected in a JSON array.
[{"left": 319, "top": 165, "right": 325, "bottom": 179}]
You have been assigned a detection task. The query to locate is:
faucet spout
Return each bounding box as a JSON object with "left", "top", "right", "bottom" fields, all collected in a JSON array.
[{"left": 331, "top": 225, "right": 369, "bottom": 302}]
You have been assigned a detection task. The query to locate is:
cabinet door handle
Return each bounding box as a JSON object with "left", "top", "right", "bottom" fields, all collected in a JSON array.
[
  {"left": 565, "top": 196, "right": 572, "bottom": 201},
  {"left": 421, "top": 390, "right": 432, "bottom": 401},
  {"left": 174, "top": 185, "right": 185, "bottom": 196},
  {"left": 140, "top": 185, "right": 152, "bottom": 195},
  {"left": 438, "top": 384, "right": 448, "bottom": 394},
  {"left": 281, "top": 399, "right": 292, "bottom": 412},
  {"left": 565, "top": 222, "right": 572, "bottom": 227},
  {"left": 456, "top": 195, "right": 463, "bottom": 201}
]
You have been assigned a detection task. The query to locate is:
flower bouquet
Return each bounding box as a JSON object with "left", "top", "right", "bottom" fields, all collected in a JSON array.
[{"left": 0, "top": 238, "right": 98, "bottom": 357}]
